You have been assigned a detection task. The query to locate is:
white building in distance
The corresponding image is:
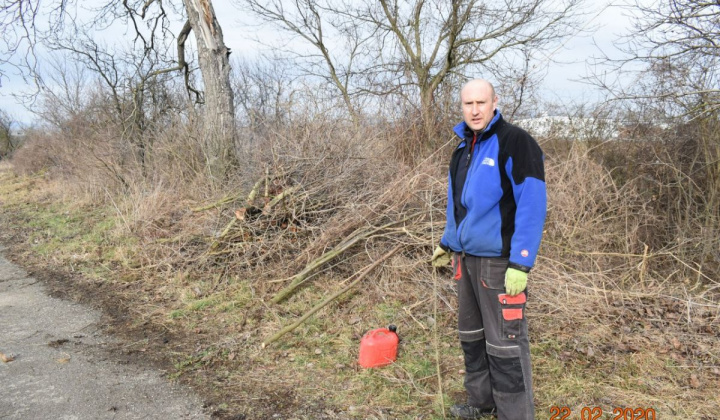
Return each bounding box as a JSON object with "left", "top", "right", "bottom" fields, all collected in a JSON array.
[{"left": 515, "top": 115, "right": 620, "bottom": 140}]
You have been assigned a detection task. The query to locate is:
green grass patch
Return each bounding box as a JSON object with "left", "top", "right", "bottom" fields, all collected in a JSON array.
[
  {"left": 170, "top": 309, "right": 187, "bottom": 319},
  {"left": 188, "top": 297, "right": 217, "bottom": 312}
]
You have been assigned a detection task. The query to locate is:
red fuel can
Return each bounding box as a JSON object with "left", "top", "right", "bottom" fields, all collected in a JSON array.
[{"left": 358, "top": 325, "right": 399, "bottom": 368}]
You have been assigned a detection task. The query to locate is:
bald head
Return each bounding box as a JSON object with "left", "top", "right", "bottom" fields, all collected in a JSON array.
[
  {"left": 460, "top": 79, "right": 498, "bottom": 131},
  {"left": 461, "top": 79, "right": 496, "bottom": 101}
]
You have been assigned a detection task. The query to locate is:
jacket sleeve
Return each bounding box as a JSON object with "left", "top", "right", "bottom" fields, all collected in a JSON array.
[{"left": 504, "top": 130, "right": 547, "bottom": 271}]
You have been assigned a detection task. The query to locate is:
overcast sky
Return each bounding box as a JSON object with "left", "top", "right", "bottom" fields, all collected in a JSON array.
[{"left": 0, "top": 0, "right": 634, "bottom": 126}]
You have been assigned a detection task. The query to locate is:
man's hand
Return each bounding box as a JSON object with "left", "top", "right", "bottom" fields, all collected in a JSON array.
[
  {"left": 430, "top": 246, "right": 451, "bottom": 267},
  {"left": 504, "top": 268, "right": 528, "bottom": 296}
]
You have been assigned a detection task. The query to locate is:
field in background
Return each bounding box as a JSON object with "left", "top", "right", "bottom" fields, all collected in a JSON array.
[{"left": 0, "top": 117, "right": 718, "bottom": 419}]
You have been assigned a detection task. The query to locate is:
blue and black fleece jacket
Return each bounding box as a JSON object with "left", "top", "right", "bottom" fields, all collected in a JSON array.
[{"left": 440, "top": 110, "right": 547, "bottom": 272}]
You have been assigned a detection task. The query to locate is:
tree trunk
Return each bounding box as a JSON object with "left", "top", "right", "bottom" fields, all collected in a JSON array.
[
  {"left": 182, "top": 0, "right": 236, "bottom": 180},
  {"left": 420, "top": 86, "right": 438, "bottom": 145}
]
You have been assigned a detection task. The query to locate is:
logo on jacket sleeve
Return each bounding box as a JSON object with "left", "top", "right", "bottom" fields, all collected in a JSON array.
[
  {"left": 481, "top": 157, "right": 495, "bottom": 166},
  {"left": 521, "top": 249, "right": 529, "bottom": 258}
]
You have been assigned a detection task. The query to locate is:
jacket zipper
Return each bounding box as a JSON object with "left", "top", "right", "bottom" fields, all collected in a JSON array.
[
  {"left": 453, "top": 115, "right": 501, "bottom": 252},
  {"left": 466, "top": 132, "right": 477, "bottom": 169},
  {"left": 457, "top": 132, "right": 479, "bottom": 249}
]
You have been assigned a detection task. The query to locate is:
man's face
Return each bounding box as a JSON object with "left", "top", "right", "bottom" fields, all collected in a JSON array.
[{"left": 461, "top": 82, "right": 498, "bottom": 132}]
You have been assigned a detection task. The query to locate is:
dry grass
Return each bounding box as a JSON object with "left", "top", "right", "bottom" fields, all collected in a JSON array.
[{"left": 2, "top": 115, "right": 719, "bottom": 419}]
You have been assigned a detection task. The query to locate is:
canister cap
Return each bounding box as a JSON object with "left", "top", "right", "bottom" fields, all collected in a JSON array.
[{"left": 388, "top": 324, "right": 397, "bottom": 333}]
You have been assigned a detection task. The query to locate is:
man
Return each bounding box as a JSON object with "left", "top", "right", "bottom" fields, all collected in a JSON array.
[{"left": 431, "top": 79, "right": 546, "bottom": 420}]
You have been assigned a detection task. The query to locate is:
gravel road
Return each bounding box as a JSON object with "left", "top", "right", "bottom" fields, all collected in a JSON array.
[{"left": 0, "top": 246, "right": 211, "bottom": 420}]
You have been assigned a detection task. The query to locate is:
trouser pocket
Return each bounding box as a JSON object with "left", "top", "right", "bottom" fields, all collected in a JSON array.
[
  {"left": 480, "top": 257, "right": 508, "bottom": 289},
  {"left": 497, "top": 292, "right": 526, "bottom": 340}
]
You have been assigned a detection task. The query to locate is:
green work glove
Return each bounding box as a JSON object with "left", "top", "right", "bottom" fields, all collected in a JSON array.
[
  {"left": 430, "top": 246, "right": 452, "bottom": 267},
  {"left": 505, "top": 268, "right": 528, "bottom": 296}
]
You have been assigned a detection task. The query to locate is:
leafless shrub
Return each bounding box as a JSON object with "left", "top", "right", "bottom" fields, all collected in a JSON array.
[
  {"left": 0, "top": 110, "right": 20, "bottom": 159},
  {"left": 9, "top": 128, "right": 56, "bottom": 175}
]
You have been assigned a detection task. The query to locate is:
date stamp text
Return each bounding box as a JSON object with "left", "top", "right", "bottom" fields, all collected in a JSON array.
[{"left": 549, "top": 406, "right": 656, "bottom": 420}]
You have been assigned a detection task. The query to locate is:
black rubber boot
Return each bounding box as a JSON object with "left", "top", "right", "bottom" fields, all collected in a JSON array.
[{"left": 450, "top": 403, "right": 496, "bottom": 419}]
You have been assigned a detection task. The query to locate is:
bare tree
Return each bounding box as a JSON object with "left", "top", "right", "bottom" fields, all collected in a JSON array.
[
  {"left": 36, "top": 41, "right": 185, "bottom": 175},
  {"left": 237, "top": 0, "right": 372, "bottom": 127},
  {"left": 237, "top": 0, "right": 586, "bottom": 138},
  {"left": 368, "top": 0, "right": 585, "bottom": 133},
  {"left": 1, "top": 0, "right": 236, "bottom": 178},
  {"left": 0, "top": 0, "right": 71, "bottom": 85},
  {"left": 590, "top": 0, "right": 719, "bottom": 120},
  {"left": 232, "top": 57, "right": 296, "bottom": 130},
  {"left": 588, "top": 0, "right": 720, "bottom": 275},
  {"left": 86, "top": 0, "right": 236, "bottom": 178},
  {"left": 181, "top": 0, "right": 236, "bottom": 178}
]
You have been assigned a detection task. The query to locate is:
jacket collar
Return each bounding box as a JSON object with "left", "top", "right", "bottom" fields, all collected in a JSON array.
[{"left": 453, "top": 110, "right": 503, "bottom": 141}]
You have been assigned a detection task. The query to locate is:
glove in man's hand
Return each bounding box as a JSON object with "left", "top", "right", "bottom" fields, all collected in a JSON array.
[
  {"left": 430, "top": 246, "right": 451, "bottom": 267},
  {"left": 504, "top": 268, "right": 528, "bottom": 296}
]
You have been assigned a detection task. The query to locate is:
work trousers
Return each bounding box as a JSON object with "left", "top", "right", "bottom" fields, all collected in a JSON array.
[{"left": 454, "top": 254, "right": 535, "bottom": 420}]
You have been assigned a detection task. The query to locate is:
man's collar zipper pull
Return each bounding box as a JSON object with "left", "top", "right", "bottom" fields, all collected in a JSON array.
[{"left": 466, "top": 132, "right": 478, "bottom": 168}]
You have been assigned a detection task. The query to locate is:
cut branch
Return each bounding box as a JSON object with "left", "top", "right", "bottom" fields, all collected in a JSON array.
[
  {"left": 271, "top": 212, "right": 422, "bottom": 303},
  {"left": 262, "top": 244, "right": 403, "bottom": 347}
]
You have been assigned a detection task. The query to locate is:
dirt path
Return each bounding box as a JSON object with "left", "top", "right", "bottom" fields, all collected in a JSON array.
[{"left": 0, "top": 246, "right": 211, "bottom": 420}]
